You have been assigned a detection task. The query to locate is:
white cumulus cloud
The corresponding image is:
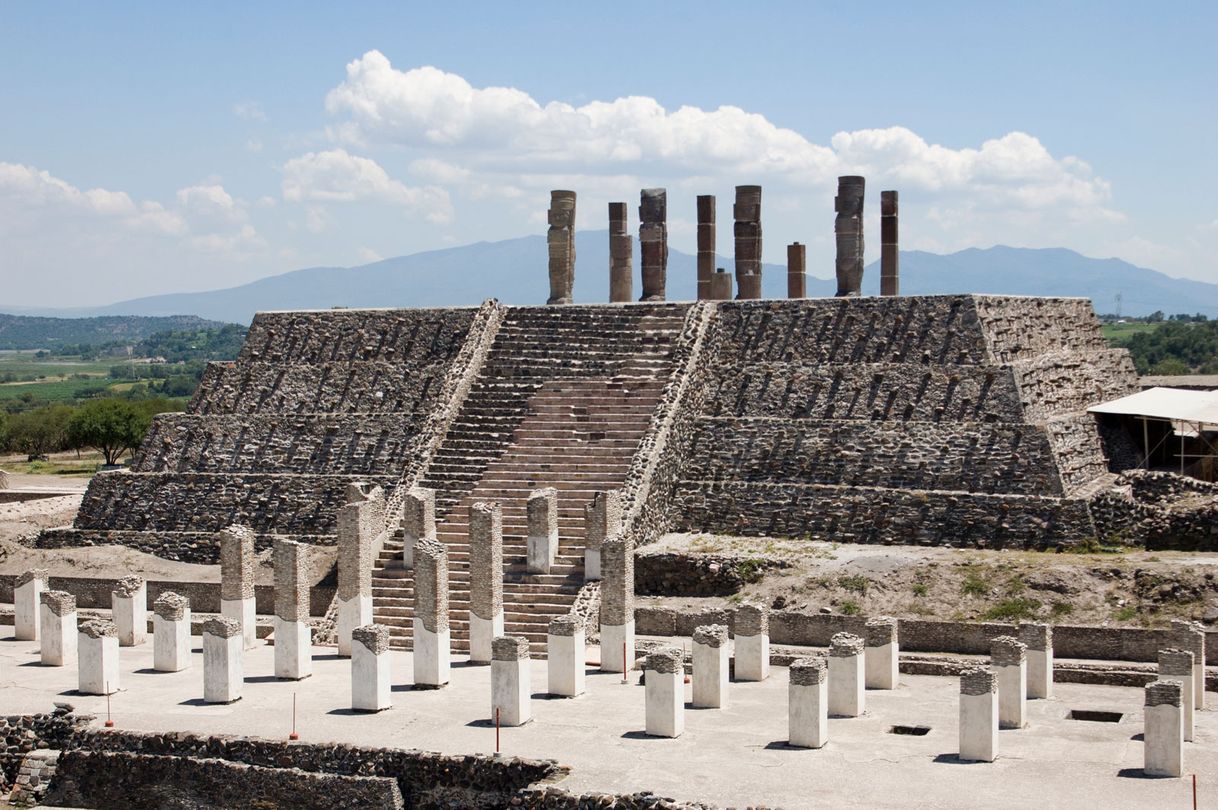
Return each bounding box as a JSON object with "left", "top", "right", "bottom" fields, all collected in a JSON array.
[{"left": 281, "top": 148, "right": 452, "bottom": 223}]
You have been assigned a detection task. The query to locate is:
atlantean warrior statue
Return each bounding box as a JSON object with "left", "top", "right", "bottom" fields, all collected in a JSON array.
[
  {"left": 834, "top": 176, "right": 865, "bottom": 297},
  {"left": 639, "top": 188, "right": 667, "bottom": 301},
  {"left": 547, "top": 190, "right": 576, "bottom": 304},
  {"left": 734, "top": 185, "right": 762, "bottom": 299}
]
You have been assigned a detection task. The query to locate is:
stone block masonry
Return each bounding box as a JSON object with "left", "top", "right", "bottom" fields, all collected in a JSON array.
[
  {"left": 991, "top": 636, "right": 1027, "bottom": 729},
  {"left": 787, "top": 242, "right": 806, "bottom": 299},
  {"left": 111, "top": 574, "right": 147, "bottom": 648},
  {"left": 865, "top": 616, "right": 899, "bottom": 690},
  {"left": 1158, "top": 648, "right": 1195, "bottom": 742},
  {"left": 959, "top": 668, "right": 998, "bottom": 763},
  {"left": 644, "top": 648, "right": 684, "bottom": 738},
  {"left": 1171, "top": 619, "right": 1206, "bottom": 709},
  {"left": 880, "top": 190, "right": 898, "bottom": 296},
  {"left": 547, "top": 615, "right": 586, "bottom": 698},
  {"left": 1144, "top": 680, "right": 1183, "bottom": 778},
  {"left": 469, "top": 501, "right": 505, "bottom": 664},
  {"left": 584, "top": 489, "right": 621, "bottom": 581},
  {"left": 336, "top": 489, "right": 378, "bottom": 657},
  {"left": 413, "top": 537, "right": 450, "bottom": 687},
  {"left": 599, "top": 536, "right": 635, "bottom": 673},
  {"left": 40, "top": 590, "right": 77, "bottom": 667},
  {"left": 274, "top": 539, "right": 312, "bottom": 680},
  {"left": 527, "top": 487, "right": 559, "bottom": 574},
  {"left": 400, "top": 486, "right": 435, "bottom": 569},
  {"left": 733, "top": 185, "right": 762, "bottom": 300},
  {"left": 77, "top": 619, "right": 119, "bottom": 696},
  {"left": 15, "top": 568, "right": 48, "bottom": 641},
  {"left": 639, "top": 188, "right": 668, "bottom": 301},
  {"left": 692, "top": 624, "right": 729, "bottom": 708},
  {"left": 218, "top": 525, "right": 257, "bottom": 649},
  {"left": 1020, "top": 622, "right": 1054, "bottom": 699},
  {"left": 734, "top": 602, "right": 770, "bottom": 682},
  {"left": 153, "top": 592, "right": 191, "bottom": 672},
  {"left": 696, "top": 195, "right": 715, "bottom": 300},
  {"left": 492, "top": 636, "right": 531, "bottom": 726},
  {"left": 789, "top": 657, "right": 828, "bottom": 748},
  {"left": 828, "top": 632, "right": 865, "bottom": 717},
  {"left": 203, "top": 616, "right": 243, "bottom": 704},
  {"left": 834, "top": 176, "right": 865, "bottom": 297},
  {"left": 351, "top": 624, "right": 391, "bottom": 712}
]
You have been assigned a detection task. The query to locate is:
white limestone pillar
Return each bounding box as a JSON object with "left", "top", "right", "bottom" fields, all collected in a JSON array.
[
  {"left": 218, "top": 525, "right": 258, "bottom": 650},
  {"left": 692, "top": 624, "right": 729, "bottom": 709},
  {"left": 77, "top": 619, "right": 119, "bottom": 695},
  {"left": 526, "top": 487, "right": 559, "bottom": 574},
  {"left": 469, "top": 501, "right": 504, "bottom": 664},
  {"left": 1144, "top": 680, "right": 1184, "bottom": 777},
  {"left": 351, "top": 624, "right": 391, "bottom": 712},
  {"left": 39, "top": 590, "right": 76, "bottom": 667},
  {"left": 412, "top": 538, "right": 451, "bottom": 688},
  {"left": 336, "top": 498, "right": 375, "bottom": 657},
  {"left": 733, "top": 603, "right": 770, "bottom": 682},
  {"left": 273, "top": 539, "right": 312, "bottom": 680},
  {"left": 152, "top": 592, "right": 192, "bottom": 673},
  {"left": 583, "top": 490, "right": 621, "bottom": 582},
  {"left": 14, "top": 569, "right": 48, "bottom": 641},
  {"left": 400, "top": 486, "right": 436, "bottom": 570},
  {"left": 547, "top": 615, "right": 585, "bottom": 698},
  {"left": 202, "top": 616, "right": 243, "bottom": 704},
  {"left": 644, "top": 648, "right": 684, "bottom": 738},
  {"left": 864, "top": 616, "right": 898, "bottom": 690},
  {"left": 1171, "top": 619, "right": 1206, "bottom": 710},
  {"left": 991, "top": 636, "right": 1027, "bottom": 730},
  {"left": 110, "top": 576, "right": 147, "bottom": 648},
  {"left": 1019, "top": 622, "right": 1053, "bottom": 699},
  {"left": 598, "top": 536, "right": 635, "bottom": 673},
  {"left": 959, "top": 668, "right": 999, "bottom": 763},
  {"left": 1159, "top": 648, "right": 1195, "bottom": 742},
  {"left": 788, "top": 657, "right": 828, "bottom": 748},
  {"left": 828, "top": 633, "right": 865, "bottom": 718},
  {"left": 491, "top": 636, "right": 532, "bottom": 727}
]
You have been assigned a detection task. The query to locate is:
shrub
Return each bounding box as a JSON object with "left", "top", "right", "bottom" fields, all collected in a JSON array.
[
  {"left": 961, "top": 574, "right": 990, "bottom": 597},
  {"left": 839, "top": 600, "right": 861, "bottom": 616},
  {"left": 911, "top": 582, "right": 929, "bottom": 597},
  {"left": 838, "top": 575, "right": 870, "bottom": 595},
  {"left": 982, "top": 598, "right": 1042, "bottom": 622}
]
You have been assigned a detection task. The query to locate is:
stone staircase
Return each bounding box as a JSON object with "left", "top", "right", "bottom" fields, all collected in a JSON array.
[{"left": 371, "top": 304, "right": 691, "bottom": 653}]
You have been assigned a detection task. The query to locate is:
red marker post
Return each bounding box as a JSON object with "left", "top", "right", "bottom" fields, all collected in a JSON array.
[{"left": 288, "top": 693, "right": 299, "bottom": 741}]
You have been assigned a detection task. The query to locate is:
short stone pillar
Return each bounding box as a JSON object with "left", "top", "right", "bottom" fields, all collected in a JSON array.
[
  {"left": 608, "top": 202, "right": 633, "bottom": 303},
  {"left": 413, "top": 538, "right": 450, "bottom": 687},
  {"left": 692, "top": 624, "right": 729, "bottom": 709},
  {"left": 1019, "top": 622, "right": 1053, "bottom": 699},
  {"left": 1159, "top": 648, "right": 1195, "bottom": 742},
  {"left": 491, "top": 636, "right": 532, "bottom": 727},
  {"left": 336, "top": 498, "right": 376, "bottom": 657},
  {"left": 1144, "top": 680, "right": 1184, "bottom": 777},
  {"left": 880, "top": 190, "right": 899, "bottom": 296},
  {"left": 547, "top": 615, "right": 585, "bottom": 697},
  {"left": 599, "top": 536, "right": 635, "bottom": 673},
  {"left": 644, "top": 648, "right": 684, "bottom": 738},
  {"left": 526, "top": 487, "right": 559, "bottom": 574},
  {"left": 152, "top": 592, "right": 191, "bottom": 672},
  {"left": 787, "top": 242, "right": 806, "bottom": 299},
  {"left": 638, "top": 188, "right": 668, "bottom": 301},
  {"left": 788, "top": 657, "right": 828, "bottom": 749},
  {"left": 39, "top": 590, "right": 76, "bottom": 666},
  {"left": 864, "top": 616, "right": 898, "bottom": 690},
  {"left": 218, "top": 525, "right": 257, "bottom": 650},
  {"left": 733, "top": 602, "right": 770, "bottom": 682},
  {"left": 77, "top": 619, "right": 119, "bottom": 695},
  {"left": 110, "top": 575, "right": 147, "bottom": 648},
  {"left": 828, "top": 633, "right": 865, "bottom": 717},
  {"left": 991, "top": 636, "right": 1027, "bottom": 729},
  {"left": 583, "top": 490, "right": 620, "bottom": 582},
  {"left": 1171, "top": 619, "right": 1206, "bottom": 710},
  {"left": 959, "top": 668, "right": 999, "bottom": 763},
  {"left": 273, "top": 539, "right": 312, "bottom": 680},
  {"left": 351, "top": 624, "right": 391, "bottom": 712},
  {"left": 400, "top": 487, "right": 436, "bottom": 569},
  {"left": 834, "top": 175, "right": 866, "bottom": 297},
  {"left": 696, "top": 195, "right": 716, "bottom": 300},
  {"left": 469, "top": 501, "right": 504, "bottom": 664},
  {"left": 202, "top": 616, "right": 243, "bottom": 704},
  {"left": 15, "top": 569, "right": 48, "bottom": 641},
  {"left": 709, "top": 267, "right": 733, "bottom": 300},
  {"left": 547, "top": 190, "right": 576, "bottom": 305}
]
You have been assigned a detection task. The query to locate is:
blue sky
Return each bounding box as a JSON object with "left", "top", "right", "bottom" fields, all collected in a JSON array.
[{"left": 2, "top": 1, "right": 1215, "bottom": 306}]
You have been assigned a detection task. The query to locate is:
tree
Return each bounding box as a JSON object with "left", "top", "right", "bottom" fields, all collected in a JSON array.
[
  {"left": 7, "top": 405, "right": 74, "bottom": 459},
  {"left": 66, "top": 398, "right": 149, "bottom": 465}
]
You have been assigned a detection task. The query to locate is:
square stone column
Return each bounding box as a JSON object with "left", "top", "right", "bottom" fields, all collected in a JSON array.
[
  {"left": 733, "top": 185, "right": 763, "bottom": 299},
  {"left": 692, "top": 624, "right": 729, "bottom": 709},
  {"left": 1171, "top": 619, "right": 1206, "bottom": 710},
  {"left": 787, "top": 242, "right": 806, "bottom": 299},
  {"left": 733, "top": 602, "right": 770, "bottom": 682},
  {"left": 547, "top": 615, "right": 586, "bottom": 698},
  {"left": 110, "top": 575, "right": 147, "bottom": 648},
  {"left": 880, "top": 190, "right": 899, "bottom": 296},
  {"left": 696, "top": 195, "right": 715, "bottom": 300},
  {"left": 526, "top": 487, "right": 559, "bottom": 574},
  {"left": 709, "top": 268, "right": 733, "bottom": 300},
  {"left": 15, "top": 569, "right": 48, "bottom": 641},
  {"left": 638, "top": 188, "right": 668, "bottom": 301},
  {"left": 1159, "top": 648, "right": 1195, "bottom": 742},
  {"left": 828, "top": 633, "right": 865, "bottom": 717},
  {"left": 788, "top": 657, "right": 828, "bottom": 748},
  {"left": 644, "top": 648, "right": 684, "bottom": 738},
  {"left": 218, "top": 525, "right": 258, "bottom": 650},
  {"left": 202, "top": 616, "right": 243, "bottom": 704},
  {"left": 337, "top": 499, "right": 376, "bottom": 657},
  {"left": 273, "top": 539, "right": 312, "bottom": 680},
  {"left": 401, "top": 487, "right": 436, "bottom": 569},
  {"left": 864, "top": 616, "right": 898, "bottom": 690},
  {"left": 959, "top": 668, "right": 998, "bottom": 763},
  {"left": 469, "top": 501, "right": 504, "bottom": 664},
  {"left": 77, "top": 619, "right": 119, "bottom": 695},
  {"left": 413, "top": 537, "right": 450, "bottom": 687},
  {"left": 351, "top": 624, "right": 391, "bottom": 712},
  {"left": 39, "top": 590, "right": 76, "bottom": 666},
  {"left": 1019, "top": 622, "right": 1053, "bottom": 699},
  {"left": 599, "top": 536, "right": 635, "bottom": 673},
  {"left": 583, "top": 490, "right": 621, "bottom": 582},
  {"left": 153, "top": 592, "right": 191, "bottom": 672},
  {"left": 609, "top": 202, "right": 633, "bottom": 303},
  {"left": 991, "top": 636, "right": 1027, "bottom": 729},
  {"left": 492, "top": 636, "right": 532, "bottom": 727},
  {"left": 1144, "top": 680, "right": 1184, "bottom": 777}
]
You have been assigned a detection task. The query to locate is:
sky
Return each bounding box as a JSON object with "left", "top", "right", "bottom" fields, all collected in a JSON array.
[{"left": 1, "top": 1, "right": 1216, "bottom": 308}]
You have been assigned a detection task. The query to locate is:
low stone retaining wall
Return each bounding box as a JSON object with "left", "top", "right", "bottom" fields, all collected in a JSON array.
[{"left": 634, "top": 551, "right": 787, "bottom": 597}]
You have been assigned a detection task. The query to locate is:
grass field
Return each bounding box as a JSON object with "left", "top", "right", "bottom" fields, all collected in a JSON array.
[
  {"left": 1101, "top": 321, "right": 1163, "bottom": 345},
  {"left": 0, "top": 448, "right": 108, "bottom": 477},
  {"left": 0, "top": 351, "right": 124, "bottom": 404}
]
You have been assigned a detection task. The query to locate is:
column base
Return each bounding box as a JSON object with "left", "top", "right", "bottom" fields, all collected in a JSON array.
[
  {"left": 14, "top": 580, "right": 43, "bottom": 641},
  {"left": 692, "top": 642, "right": 728, "bottom": 709},
  {"left": 78, "top": 634, "right": 120, "bottom": 695},
  {"left": 412, "top": 618, "right": 450, "bottom": 687},
  {"left": 273, "top": 618, "right": 312, "bottom": 680},
  {"left": 352, "top": 644, "right": 392, "bottom": 712},
  {"left": 221, "top": 597, "right": 258, "bottom": 650},
  {"left": 1144, "top": 703, "right": 1183, "bottom": 777},
  {"left": 789, "top": 680, "right": 828, "bottom": 748},
  {"left": 996, "top": 663, "right": 1027, "bottom": 729},
  {"left": 469, "top": 612, "right": 503, "bottom": 665},
  {"left": 204, "top": 633, "right": 243, "bottom": 704},
  {"left": 959, "top": 692, "right": 999, "bottom": 762},
  {"left": 865, "top": 642, "right": 898, "bottom": 690},
  {"left": 645, "top": 669, "right": 684, "bottom": 737},
  {"left": 599, "top": 622, "right": 635, "bottom": 673},
  {"left": 113, "top": 593, "right": 147, "bottom": 648},
  {"left": 39, "top": 611, "right": 75, "bottom": 667},
  {"left": 828, "top": 654, "right": 865, "bottom": 718},
  {"left": 153, "top": 614, "right": 193, "bottom": 673},
  {"left": 492, "top": 657, "right": 531, "bottom": 726},
  {"left": 547, "top": 631, "right": 585, "bottom": 697},
  {"left": 1026, "top": 649, "right": 1053, "bottom": 699},
  {"left": 735, "top": 633, "right": 770, "bottom": 682},
  {"left": 584, "top": 549, "right": 601, "bottom": 581},
  {"left": 336, "top": 595, "right": 373, "bottom": 658}
]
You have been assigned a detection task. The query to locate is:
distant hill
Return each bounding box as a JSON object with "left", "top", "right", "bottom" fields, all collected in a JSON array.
[
  {"left": 0, "top": 313, "right": 228, "bottom": 350},
  {"left": 6, "top": 239, "right": 1218, "bottom": 324}
]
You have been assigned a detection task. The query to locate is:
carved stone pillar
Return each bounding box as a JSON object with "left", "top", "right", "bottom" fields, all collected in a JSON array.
[
  {"left": 881, "top": 190, "right": 898, "bottom": 296},
  {"left": 608, "top": 202, "right": 632, "bottom": 302},
  {"left": 547, "top": 190, "right": 576, "bottom": 304},
  {"left": 834, "top": 176, "right": 865, "bottom": 297},
  {"left": 734, "top": 185, "right": 762, "bottom": 299},
  {"left": 696, "top": 195, "right": 715, "bottom": 300},
  {"left": 638, "top": 189, "right": 667, "bottom": 301}
]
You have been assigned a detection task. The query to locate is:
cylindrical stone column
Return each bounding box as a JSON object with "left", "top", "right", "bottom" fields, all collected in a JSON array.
[
  {"left": 959, "top": 668, "right": 998, "bottom": 763},
  {"left": 598, "top": 536, "right": 635, "bottom": 673},
  {"left": 734, "top": 602, "right": 770, "bottom": 682},
  {"left": 492, "top": 635, "right": 532, "bottom": 727},
  {"left": 865, "top": 616, "right": 898, "bottom": 690},
  {"left": 638, "top": 188, "right": 667, "bottom": 301},
  {"left": 218, "top": 525, "right": 257, "bottom": 650},
  {"left": 469, "top": 501, "right": 504, "bottom": 664},
  {"left": 787, "top": 242, "right": 806, "bottom": 299},
  {"left": 78, "top": 619, "right": 119, "bottom": 696},
  {"left": 547, "top": 190, "right": 576, "bottom": 305},
  {"left": 644, "top": 648, "right": 684, "bottom": 738},
  {"left": 696, "top": 195, "right": 716, "bottom": 300},
  {"left": 401, "top": 486, "right": 436, "bottom": 570},
  {"left": 1144, "top": 680, "right": 1184, "bottom": 777},
  {"left": 1159, "top": 648, "right": 1195, "bottom": 742},
  {"left": 734, "top": 185, "right": 762, "bottom": 299},
  {"left": 413, "top": 537, "right": 450, "bottom": 687},
  {"left": 828, "top": 632, "right": 865, "bottom": 717},
  {"left": 788, "top": 657, "right": 828, "bottom": 749},
  {"left": 527, "top": 487, "right": 559, "bottom": 574},
  {"left": 991, "top": 636, "right": 1027, "bottom": 729},
  {"left": 692, "top": 624, "right": 729, "bottom": 709},
  {"left": 583, "top": 489, "right": 621, "bottom": 582},
  {"left": 1171, "top": 619, "right": 1206, "bottom": 710},
  {"left": 547, "top": 615, "right": 586, "bottom": 698},
  {"left": 709, "top": 267, "right": 733, "bottom": 301},
  {"left": 153, "top": 591, "right": 191, "bottom": 673},
  {"left": 1019, "top": 622, "right": 1053, "bottom": 699},
  {"left": 609, "top": 202, "right": 632, "bottom": 303},
  {"left": 15, "top": 569, "right": 48, "bottom": 641},
  {"left": 834, "top": 176, "right": 865, "bottom": 297},
  {"left": 336, "top": 498, "right": 376, "bottom": 657},
  {"left": 880, "top": 190, "right": 898, "bottom": 296},
  {"left": 273, "top": 539, "right": 312, "bottom": 680},
  {"left": 111, "top": 575, "right": 147, "bottom": 648},
  {"left": 202, "top": 616, "right": 243, "bottom": 704},
  {"left": 351, "top": 624, "right": 391, "bottom": 712}
]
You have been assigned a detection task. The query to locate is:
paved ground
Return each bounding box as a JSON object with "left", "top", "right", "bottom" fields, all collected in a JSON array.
[{"left": 1, "top": 632, "right": 1212, "bottom": 809}]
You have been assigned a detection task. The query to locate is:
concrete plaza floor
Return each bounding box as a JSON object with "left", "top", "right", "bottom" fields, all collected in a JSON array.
[{"left": 1, "top": 632, "right": 1213, "bottom": 809}]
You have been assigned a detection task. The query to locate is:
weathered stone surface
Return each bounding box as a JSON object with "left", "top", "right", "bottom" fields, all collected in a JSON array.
[
  {"left": 112, "top": 575, "right": 145, "bottom": 599},
  {"left": 696, "top": 195, "right": 715, "bottom": 300},
  {"left": 352, "top": 624, "right": 390, "bottom": 655},
  {"left": 834, "top": 176, "right": 865, "bottom": 297},
  {"left": 692, "top": 624, "right": 728, "bottom": 648},
  {"left": 337, "top": 495, "right": 377, "bottom": 601},
  {"left": 1158, "top": 648, "right": 1194, "bottom": 676},
  {"left": 548, "top": 614, "right": 584, "bottom": 637},
  {"left": 734, "top": 186, "right": 763, "bottom": 300},
  {"left": 787, "top": 242, "right": 806, "bottom": 299},
  {"left": 865, "top": 616, "right": 898, "bottom": 646},
  {"left": 18, "top": 568, "right": 49, "bottom": 588},
  {"left": 830, "top": 632, "right": 864, "bottom": 657},
  {"left": 960, "top": 667, "right": 997, "bottom": 695},
  {"left": 790, "top": 657, "right": 827, "bottom": 685},
  {"left": 609, "top": 201, "right": 633, "bottom": 303},
  {"left": 584, "top": 490, "right": 622, "bottom": 551},
  {"left": 41, "top": 590, "right": 75, "bottom": 616},
  {"left": 880, "top": 190, "right": 898, "bottom": 297},
  {"left": 1146, "top": 679, "right": 1182, "bottom": 707},
  {"left": 645, "top": 648, "right": 683, "bottom": 674},
  {"left": 153, "top": 592, "right": 188, "bottom": 621},
  {"left": 735, "top": 602, "right": 769, "bottom": 636},
  {"left": 991, "top": 636, "right": 1027, "bottom": 666},
  {"left": 202, "top": 616, "right": 242, "bottom": 639},
  {"left": 639, "top": 189, "right": 668, "bottom": 301},
  {"left": 599, "top": 537, "right": 633, "bottom": 626},
  {"left": 1019, "top": 622, "right": 1052, "bottom": 651},
  {"left": 413, "top": 538, "right": 449, "bottom": 634},
  {"left": 469, "top": 501, "right": 503, "bottom": 621},
  {"left": 492, "top": 635, "right": 530, "bottom": 661},
  {"left": 273, "top": 540, "right": 309, "bottom": 623},
  {"left": 80, "top": 619, "right": 116, "bottom": 639},
  {"left": 400, "top": 487, "right": 436, "bottom": 542},
  {"left": 218, "top": 525, "right": 256, "bottom": 601},
  {"left": 547, "top": 190, "right": 576, "bottom": 305}
]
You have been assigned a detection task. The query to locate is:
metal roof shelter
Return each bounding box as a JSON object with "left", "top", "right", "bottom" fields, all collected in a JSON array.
[{"left": 1088, "top": 386, "right": 1218, "bottom": 476}]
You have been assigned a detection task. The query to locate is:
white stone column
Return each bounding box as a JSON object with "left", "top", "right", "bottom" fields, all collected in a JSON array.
[
  {"left": 469, "top": 501, "right": 504, "bottom": 664},
  {"left": 1019, "top": 622, "right": 1053, "bottom": 699},
  {"left": 991, "top": 636, "right": 1027, "bottom": 729},
  {"left": 202, "top": 616, "right": 243, "bottom": 704},
  {"left": 864, "top": 616, "right": 898, "bottom": 690},
  {"left": 491, "top": 636, "right": 531, "bottom": 726},
  {"left": 583, "top": 490, "right": 620, "bottom": 582},
  {"left": 39, "top": 590, "right": 76, "bottom": 667},
  {"left": 273, "top": 539, "right": 312, "bottom": 680},
  {"left": 14, "top": 569, "right": 48, "bottom": 641},
  {"left": 598, "top": 536, "right": 635, "bottom": 673},
  {"left": 153, "top": 592, "right": 192, "bottom": 673},
  {"left": 692, "top": 624, "right": 729, "bottom": 709},
  {"left": 547, "top": 615, "right": 585, "bottom": 698},
  {"left": 733, "top": 602, "right": 770, "bottom": 682},
  {"left": 400, "top": 487, "right": 436, "bottom": 570},
  {"left": 110, "top": 576, "right": 147, "bottom": 648},
  {"left": 412, "top": 538, "right": 450, "bottom": 688},
  {"left": 1144, "top": 680, "right": 1184, "bottom": 777},
  {"left": 1171, "top": 619, "right": 1206, "bottom": 710},
  {"left": 959, "top": 668, "right": 999, "bottom": 763},
  {"left": 351, "top": 624, "right": 391, "bottom": 712},
  {"left": 828, "top": 633, "right": 865, "bottom": 718},
  {"left": 1159, "top": 648, "right": 1195, "bottom": 742},
  {"left": 526, "top": 487, "right": 559, "bottom": 574},
  {"left": 336, "top": 499, "right": 375, "bottom": 657},
  {"left": 77, "top": 619, "right": 119, "bottom": 695},
  {"left": 645, "top": 648, "right": 684, "bottom": 738},
  {"left": 218, "top": 525, "right": 258, "bottom": 650},
  {"left": 788, "top": 657, "right": 828, "bottom": 749}
]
